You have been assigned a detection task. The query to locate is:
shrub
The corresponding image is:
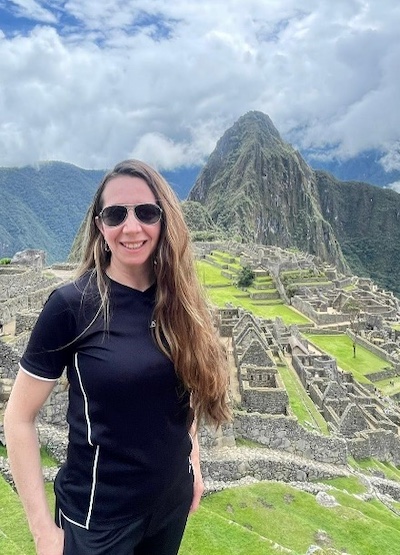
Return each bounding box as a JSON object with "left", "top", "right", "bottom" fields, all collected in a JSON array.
[{"left": 237, "top": 265, "right": 255, "bottom": 288}]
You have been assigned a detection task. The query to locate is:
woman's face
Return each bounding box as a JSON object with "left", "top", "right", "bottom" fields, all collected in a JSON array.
[{"left": 96, "top": 175, "right": 162, "bottom": 281}]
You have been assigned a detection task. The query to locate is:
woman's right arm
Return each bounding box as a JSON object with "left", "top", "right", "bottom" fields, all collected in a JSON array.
[{"left": 4, "top": 370, "right": 65, "bottom": 555}]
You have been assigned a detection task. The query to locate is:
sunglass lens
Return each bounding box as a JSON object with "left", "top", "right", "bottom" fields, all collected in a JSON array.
[
  {"left": 135, "top": 204, "right": 161, "bottom": 224},
  {"left": 102, "top": 205, "right": 127, "bottom": 226}
]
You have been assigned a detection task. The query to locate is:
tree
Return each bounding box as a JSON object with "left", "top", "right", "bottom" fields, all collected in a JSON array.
[
  {"left": 342, "top": 298, "right": 362, "bottom": 357},
  {"left": 237, "top": 265, "right": 255, "bottom": 288}
]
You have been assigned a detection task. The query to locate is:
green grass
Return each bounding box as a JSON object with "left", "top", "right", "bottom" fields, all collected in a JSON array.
[
  {"left": 277, "top": 363, "right": 329, "bottom": 434},
  {"left": 0, "top": 478, "right": 55, "bottom": 555},
  {"left": 196, "top": 260, "right": 232, "bottom": 286},
  {"left": 207, "top": 286, "right": 310, "bottom": 323},
  {"left": 348, "top": 457, "right": 400, "bottom": 482},
  {"left": 305, "top": 334, "right": 391, "bottom": 384},
  {"left": 373, "top": 375, "right": 400, "bottom": 396},
  {"left": 0, "top": 477, "right": 35, "bottom": 555},
  {"left": 196, "top": 259, "right": 310, "bottom": 325},
  {"left": 317, "top": 476, "right": 367, "bottom": 495},
  {"left": 180, "top": 481, "right": 400, "bottom": 555}
]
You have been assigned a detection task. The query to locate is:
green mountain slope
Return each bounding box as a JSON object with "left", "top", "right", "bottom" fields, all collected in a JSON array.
[
  {"left": 0, "top": 162, "right": 104, "bottom": 263},
  {"left": 316, "top": 170, "right": 400, "bottom": 295}
]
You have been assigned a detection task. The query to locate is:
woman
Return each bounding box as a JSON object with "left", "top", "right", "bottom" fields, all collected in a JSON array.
[{"left": 4, "top": 159, "right": 230, "bottom": 555}]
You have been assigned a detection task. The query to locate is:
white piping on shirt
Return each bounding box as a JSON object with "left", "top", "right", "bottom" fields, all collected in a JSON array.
[
  {"left": 74, "top": 352, "right": 93, "bottom": 446},
  {"left": 85, "top": 444, "right": 100, "bottom": 529},
  {"left": 60, "top": 508, "right": 89, "bottom": 530},
  {"left": 19, "top": 363, "right": 58, "bottom": 382},
  {"left": 59, "top": 354, "right": 100, "bottom": 530}
]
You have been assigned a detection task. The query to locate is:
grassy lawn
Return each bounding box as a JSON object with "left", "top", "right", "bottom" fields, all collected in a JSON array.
[
  {"left": 181, "top": 481, "right": 400, "bottom": 555},
  {"left": 317, "top": 476, "right": 367, "bottom": 495},
  {"left": 205, "top": 285, "right": 310, "bottom": 324},
  {"left": 276, "top": 363, "right": 329, "bottom": 435},
  {"left": 2, "top": 464, "right": 400, "bottom": 554},
  {"left": 196, "top": 260, "right": 310, "bottom": 325},
  {"left": 196, "top": 260, "right": 232, "bottom": 286},
  {"left": 305, "top": 334, "right": 391, "bottom": 384},
  {"left": 372, "top": 375, "right": 400, "bottom": 397},
  {"left": 0, "top": 478, "right": 55, "bottom": 555},
  {"left": 348, "top": 457, "right": 400, "bottom": 482},
  {"left": 0, "top": 477, "right": 35, "bottom": 555}
]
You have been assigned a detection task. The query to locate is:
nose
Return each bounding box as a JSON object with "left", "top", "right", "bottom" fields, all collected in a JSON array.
[{"left": 123, "top": 208, "right": 143, "bottom": 230}]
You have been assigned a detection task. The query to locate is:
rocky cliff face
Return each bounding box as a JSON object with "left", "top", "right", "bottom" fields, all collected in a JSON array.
[
  {"left": 189, "top": 111, "right": 349, "bottom": 272},
  {"left": 315, "top": 170, "right": 400, "bottom": 295}
]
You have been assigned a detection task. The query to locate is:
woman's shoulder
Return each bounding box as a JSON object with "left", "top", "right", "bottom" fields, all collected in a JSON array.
[{"left": 51, "top": 271, "right": 98, "bottom": 307}]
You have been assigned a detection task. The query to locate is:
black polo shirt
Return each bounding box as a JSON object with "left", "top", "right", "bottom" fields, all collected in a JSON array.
[{"left": 20, "top": 273, "right": 192, "bottom": 529}]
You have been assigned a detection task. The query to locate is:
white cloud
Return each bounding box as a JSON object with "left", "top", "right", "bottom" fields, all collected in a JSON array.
[
  {"left": 0, "top": 0, "right": 399, "bottom": 170},
  {"left": 6, "top": 0, "right": 57, "bottom": 23},
  {"left": 380, "top": 142, "right": 400, "bottom": 172},
  {"left": 388, "top": 181, "right": 400, "bottom": 193},
  {"left": 130, "top": 132, "right": 202, "bottom": 170}
]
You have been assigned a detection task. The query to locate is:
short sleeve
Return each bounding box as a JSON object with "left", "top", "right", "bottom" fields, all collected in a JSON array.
[{"left": 20, "top": 287, "right": 78, "bottom": 380}]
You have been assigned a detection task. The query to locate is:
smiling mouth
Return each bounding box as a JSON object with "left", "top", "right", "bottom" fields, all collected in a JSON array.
[{"left": 122, "top": 241, "right": 145, "bottom": 250}]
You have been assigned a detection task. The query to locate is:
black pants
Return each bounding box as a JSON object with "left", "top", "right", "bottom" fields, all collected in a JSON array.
[{"left": 57, "top": 500, "right": 191, "bottom": 555}]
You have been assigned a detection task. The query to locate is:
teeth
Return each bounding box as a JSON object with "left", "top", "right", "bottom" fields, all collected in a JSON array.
[{"left": 123, "top": 242, "right": 144, "bottom": 249}]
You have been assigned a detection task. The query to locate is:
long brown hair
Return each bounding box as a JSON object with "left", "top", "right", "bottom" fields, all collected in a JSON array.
[{"left": 76, "top": 159, "right": 230, "bottom": 426}]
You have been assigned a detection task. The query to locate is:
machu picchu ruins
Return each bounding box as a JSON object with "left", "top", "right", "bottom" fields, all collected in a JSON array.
[{"left": 1, "top": 243, "right": 400, "bottom": 502}]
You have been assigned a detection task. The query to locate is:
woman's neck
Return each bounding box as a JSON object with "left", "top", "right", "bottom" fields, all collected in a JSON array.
[{"left": 106, "top": 262, "right": 155, "bottom": 292}]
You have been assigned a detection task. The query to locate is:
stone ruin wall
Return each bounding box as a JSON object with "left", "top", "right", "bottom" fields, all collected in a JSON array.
[
  {"left": 291, "top": 296, "right": 350, "bottom": 326},
  {"left": 0, "top": 266, "right": 59, "bottom": 324},
  {"left": 233, "top": 412, "right": 347, "bottom": 465}
]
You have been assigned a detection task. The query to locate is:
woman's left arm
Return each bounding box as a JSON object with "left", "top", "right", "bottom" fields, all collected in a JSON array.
[{"left": 189, "top": 425, "right": 205, "bottom": 514}]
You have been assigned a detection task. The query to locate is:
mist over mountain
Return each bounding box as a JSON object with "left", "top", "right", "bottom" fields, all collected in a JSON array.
[{"left": 303, "top": 149, "right": 400, "bottom": 189}]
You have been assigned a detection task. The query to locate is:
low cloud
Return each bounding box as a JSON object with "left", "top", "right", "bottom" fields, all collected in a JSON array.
[{"left": 388, "top": 181, "right": 400, "bottom": 194}]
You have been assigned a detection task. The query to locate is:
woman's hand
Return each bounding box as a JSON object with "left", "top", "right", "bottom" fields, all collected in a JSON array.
[
  {"left": 34, "top": 523, "right": 64, "bottom": 555},
  {"left": 189, "top": 463, "right": 205, "bottom": 514},
  {"left": 188, "top": 424, "right": 204, "bottom": 514}
]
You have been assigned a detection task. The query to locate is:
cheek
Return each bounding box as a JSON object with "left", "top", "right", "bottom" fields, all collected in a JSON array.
[
  {"left": 152, "top": 225, "right": 162, "bottom": 245},
  {"left": 102, "top": 227, "right": 118, "bottom": 245}
]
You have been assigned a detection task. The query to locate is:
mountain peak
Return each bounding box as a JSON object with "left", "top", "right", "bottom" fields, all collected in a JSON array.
[
  {"left": 188, "top": 111, "right": 348, "bottom": 272},
  {"left": 214, "top": 111, "right": 284, "bottom": 158},
  {"left": 235, "top": 111, "right": 282, "bottom": 140}
]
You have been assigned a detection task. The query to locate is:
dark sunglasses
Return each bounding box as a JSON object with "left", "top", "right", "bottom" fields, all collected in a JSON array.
[{"left": 98, "top": 203, "right": 163, "bottom": 226}]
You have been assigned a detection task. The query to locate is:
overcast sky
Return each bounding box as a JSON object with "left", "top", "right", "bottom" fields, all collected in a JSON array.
[{"left": 0, "top": 0, "right": 399, "bottom": 172}]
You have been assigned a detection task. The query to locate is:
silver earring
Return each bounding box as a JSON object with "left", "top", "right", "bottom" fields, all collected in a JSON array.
[{"left": 104, "top": 240, "right": 110, "bottom": 252}]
